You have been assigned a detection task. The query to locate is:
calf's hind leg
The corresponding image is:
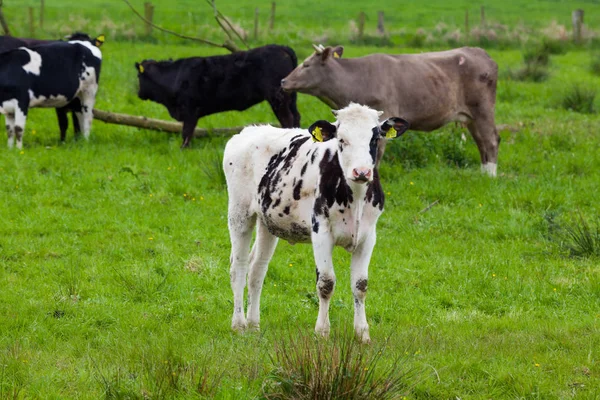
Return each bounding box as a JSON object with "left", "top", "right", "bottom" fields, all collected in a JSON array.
[
  {"left": 228, "top": 210, "right": 256, "bottom": 331},
  {"left": 5, "top": 114, "right": 15, "bottom": 148},
  {"left": 246, "top": 222, "right": 279, "bottom": 330}
]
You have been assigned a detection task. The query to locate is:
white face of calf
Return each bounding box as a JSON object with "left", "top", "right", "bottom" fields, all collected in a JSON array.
[{"left": 309, "top": 103, "right": 409, "bottom": 184}]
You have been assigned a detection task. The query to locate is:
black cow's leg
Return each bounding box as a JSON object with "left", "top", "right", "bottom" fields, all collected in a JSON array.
[
  {"left": 56, "top": 107, "right": 69, "bottom": 142},
  {"left": 289, "top": 92, "right": 301, "bottom": 128},
  {"left": 72, "top": 110, "right": 81, "bottom": 139},
  {"left": 181, "top": 117, "right": 199, "bottom": 149},
  {"left": 268, "top": 91, "right": 295, "bottom": 128}
]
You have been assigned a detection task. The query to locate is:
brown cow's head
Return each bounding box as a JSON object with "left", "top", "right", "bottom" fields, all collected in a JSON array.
[{"left": 281, "top": 44, "right": 344, "bottom": 94}]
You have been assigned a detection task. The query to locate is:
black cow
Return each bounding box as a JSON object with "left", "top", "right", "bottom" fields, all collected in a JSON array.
[
  {"left": 135, "top": 44, "right": 301, "bottom": 148},
  {"left": 0, "top": 39, "right": 102, "bottom": 149},
  {"left": 0, "top": 33, "right": 104, "bottom": 142}
]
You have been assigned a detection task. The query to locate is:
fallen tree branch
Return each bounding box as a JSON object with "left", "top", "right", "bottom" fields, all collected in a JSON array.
[
  {"left": 92, "top": 109, "right": 243, "bottom": 137},
  {"left": 207, "top": 0, "right": 250, "bottom": 50},
  {"left": 419, "top": 199, "right": 439, "bottom": 214},
  {"left": 121, "top": 0, "right": 240, "bottom": 53}
]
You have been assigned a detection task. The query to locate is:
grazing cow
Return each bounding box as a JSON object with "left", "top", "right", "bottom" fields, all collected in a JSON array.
[
  {"left": 135, "top": 44, "right": 301, "bottom": 148},
  {"left": 281, "top": 45, "right": 500, "bottom": 176},
  {"left": 224, "top": 103, "right": 410, "bottom": 343},
  {"left": 0, "top": 38, "right": 102, "bottom": 149},
  {"left": 0, "top": 33, "right": 104, "bottom": 142}
]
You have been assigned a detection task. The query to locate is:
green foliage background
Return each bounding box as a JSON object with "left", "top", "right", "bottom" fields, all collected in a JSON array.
[{"left": 0, "top": 0, "right": 599, "bottom": 398}]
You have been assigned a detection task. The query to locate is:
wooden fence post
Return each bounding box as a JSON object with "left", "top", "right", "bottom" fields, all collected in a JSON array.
[
  {"left": 0, "top": 0, "right": 10, "bottom": 35},
  {"left": 254, "top": 8, "right": 259, "bottom": 40},
  {"left": 465, "top": 9, "right": 469, "bottom": 43},
  {"left": 572, "top": 9, "right": 584, "bottom": 44},
  {"left": 40, "top": 0, "right": 45, "bottom": 30},
  {"left": 28, "top": 7, "right": 35, "bottom": 37},
  {"left": 144, "top": 2, "right": 154, "bottom": 36},
  {"left": 358, "top": 11, "right": 365, "bottom": 40},
  {"left": 377, "top": 11, "right": 385, "bottom": 35},
  {"left": 480, "top": 5, "right": 485, "bottom": 26},
  {"left": 269, "top": 2, "right": 276, "bottom": 31}
]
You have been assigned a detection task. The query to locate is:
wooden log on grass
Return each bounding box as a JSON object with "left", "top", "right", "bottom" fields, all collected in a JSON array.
[{"left": 92, "top": 109, "right": 243, "bottom": 137}]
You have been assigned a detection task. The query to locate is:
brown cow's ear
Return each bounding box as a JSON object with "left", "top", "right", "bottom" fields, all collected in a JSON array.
[
  {"left": 379, "top": 117, "right": 410, "bottom": 139},
  {"left": 309, "top": 120, "right": 337, "bottom": 142},
  {"left": 332, "top": 46, "right": 343, "bottom": 59}
]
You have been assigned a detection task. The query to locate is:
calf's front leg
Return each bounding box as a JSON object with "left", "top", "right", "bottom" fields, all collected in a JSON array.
[
  {"left": 312, "top": 232, "right": 335, "bottom": 337},
  {"left": 350, "top": 229, "right": 377, "bottom": 344}
]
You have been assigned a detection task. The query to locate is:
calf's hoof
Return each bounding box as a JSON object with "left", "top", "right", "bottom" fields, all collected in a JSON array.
[
  {"left": 247, "top": 321, "right": 260, "bottom": 332},
  {"left": 231, "top": 316, "right": 248, "bottom": 332},
  {"left": 315, "top": 325, "right": 330, "bottom": 339},
  {"left": 355, "top": 326, "right": 371, "bottom": 344}
]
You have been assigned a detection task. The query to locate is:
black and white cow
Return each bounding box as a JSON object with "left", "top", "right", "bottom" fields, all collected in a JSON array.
[
  {"left": 135, "top": 44, "right": 301, "bottom": 148},
  {"left": 0, "top": 37, "right": 102, "bottom": 148},
  {"left": 224, "top": 103, "right": 410, "bottom": 343},
  {"left": 0, "top": 33, "right": 104, "bottom": 142}
]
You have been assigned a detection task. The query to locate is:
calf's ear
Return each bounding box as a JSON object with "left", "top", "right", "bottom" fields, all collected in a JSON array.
[
  {"left": 135, "top": 62, "right": 145, "bottom": 74},
  {"left": 379, "top": 117, "right": 410, "bottom": 139},
  {"left": 94, "top": 34, "right": 105, "bottom": 47},
  {"left": 308, "top": 120, "right": 337, "bottom": 143}
]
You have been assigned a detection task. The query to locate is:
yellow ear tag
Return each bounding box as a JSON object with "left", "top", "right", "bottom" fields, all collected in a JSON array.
[
  {"left": 138, "top": 64, "right": 145, "bottom": 74},
  {"left": 312, "top": 126, "right": 324, "bottom": 142},
  {"left": 385, "top": 127, "right": 397, "bottom": 139},
  {"left": 333, "top": 52, "right": 340, "bottom": 58},
  {"left": 95, "top": 34, "right": 105, "bottom": 46}
]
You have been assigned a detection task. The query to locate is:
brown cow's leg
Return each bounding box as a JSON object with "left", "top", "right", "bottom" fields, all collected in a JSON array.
[{"left": 467, "top": 113, "right": 499, "bottom": 177}]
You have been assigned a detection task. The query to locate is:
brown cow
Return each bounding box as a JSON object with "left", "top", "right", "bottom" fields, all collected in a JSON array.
[{"left": 281, "top": 45, "right": 499, "bottom": 176}]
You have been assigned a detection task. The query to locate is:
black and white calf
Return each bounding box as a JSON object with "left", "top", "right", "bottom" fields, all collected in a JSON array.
[
  {"left": 0, "top": 38, "right": 102, "bottom": 148},
  {"left": 223, "top": 103, "right": 409, "bottom": 343}
]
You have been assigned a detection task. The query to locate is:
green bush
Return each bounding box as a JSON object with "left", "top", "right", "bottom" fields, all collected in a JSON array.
[
  {"left": 504, "top": 63, "right": 549, "bottom": 82},
  {"left": 590, "top": 53, "right": 600, "bottom": 76},
  {"left": 561, "top": 84, "right": 597, "bottom": 114}
]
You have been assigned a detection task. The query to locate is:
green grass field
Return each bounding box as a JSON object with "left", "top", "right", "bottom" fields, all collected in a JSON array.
[{"left": 1, "top": 1, "right": 600, "bottom": 398}]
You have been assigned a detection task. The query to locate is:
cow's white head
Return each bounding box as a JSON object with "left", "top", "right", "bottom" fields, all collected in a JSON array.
[
  {"left": 281, "top": 44, "right": 344, "bottom": 94},
  {"left": 308, "top": 103, "right": 409, "bottom": 184}
]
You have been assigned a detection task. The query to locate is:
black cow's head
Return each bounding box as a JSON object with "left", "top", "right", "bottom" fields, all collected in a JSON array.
[
  {"left": 65, "top": 32, "right": 105, "bottom": 47},
  {"left": 135, "top": 60, "right": 158, "bottom": 101},
  {"left": 309, "top": 103, "right": 409, "bottom": 184}
]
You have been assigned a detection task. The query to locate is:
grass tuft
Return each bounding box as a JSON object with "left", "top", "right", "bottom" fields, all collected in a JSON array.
[
  {"left": 561, "top": 213, "right": 600, "bottom": 258},
  {"left": 262, "top": 330, "right": 415, "bottom": 400},
  {"left": 560, "top": 84, "right": 597, "bottom": 114},
  {"left": 200, "top": 148, "right": 227, "bottom": 190},
  {"left": 523, "top": 47, "right": 550, "bottom": 67}
]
